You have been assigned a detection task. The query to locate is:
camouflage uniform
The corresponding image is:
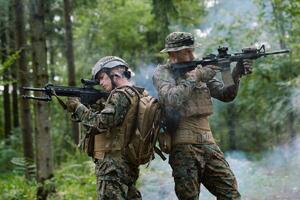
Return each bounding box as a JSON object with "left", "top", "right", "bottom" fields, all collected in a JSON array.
[
  {"left": 65, "top": 56, "right": 143, "bottom": 199},
  {"left": 73, "top": 85, "right": 142, "bottom": 198},
  {"left": 153, "top": 32, "right": 242, "bottom": 200}
]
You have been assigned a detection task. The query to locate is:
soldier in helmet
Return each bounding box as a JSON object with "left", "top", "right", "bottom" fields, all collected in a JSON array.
[
  {"left": 65, "top": 56, "right": 143, "bottom": 200},
  {"left": 153, "top": 32, "right": 252, "bottom": 199}
]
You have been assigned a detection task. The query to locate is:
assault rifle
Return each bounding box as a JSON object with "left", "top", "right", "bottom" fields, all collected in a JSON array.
[
  {"left": 170, "top": 45, "right": 290, "bottom": 73},
  {"left": 22, "top": 78, "right": 109, "bottom": 107}
]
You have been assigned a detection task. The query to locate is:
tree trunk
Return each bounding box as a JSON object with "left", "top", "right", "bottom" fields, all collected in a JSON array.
[
  {"left": 151, "top": 0, "right": 172, "bottom": 44},
  {"left": 270, "top": 1, "right": 287, "bottom": 49},
  {"left": 14, "top": 0, "right": 34, "bottom": 179},
  {"left": 29, "top": 0, "right": 54, "bottom": 199},
  {"left": 9, "top": 0, "right": 19, "bottom": 128},
  {"left": 0, "top": 16, "right": 12, "bottom": 140},
  {"left": 63, "top": 0, "right": 79, "bottom": 144},
  {"left": 44, "top": 0, "right": 56, "bottom": 83}
]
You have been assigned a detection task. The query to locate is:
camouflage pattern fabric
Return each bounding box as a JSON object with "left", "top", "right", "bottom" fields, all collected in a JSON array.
[
  {"left": 152, "top": 63, "right": 197, "bottom": 108},
  {"left": 73, "top": 88, "right": 142, "bottom": 199},
  {"left": 161, "top": 32, "right": 196, "bottom": 53},
  {"left": 153, "top": 63, "right": 240, "bottom": 107},
  {"left": 74, "top": 90, "right": 131, "bottom": 130},
  {"left": 153, "top": 62, "right": 242, "bottom": 199},
  {"left": 95, "top": 155, "right": 141, "bottom": 200},
  {"left": 169, "top": 144, "right": 241, "bottom": 200}
]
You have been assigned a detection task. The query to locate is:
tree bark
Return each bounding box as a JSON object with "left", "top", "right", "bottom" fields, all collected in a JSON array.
[
  {"left": 44, "top": 0, "right": 56, "bottom": 83},
  {"left": 63, "top": 0, "right": 79, "bottom": 144},
  {"left": 151, "top": 0, "right": 173, "bottom": 44},
  {"left": 0, "top": 15, "right": 12, "bottom": 140},
  {"left": 9, "top": 0, "right": 19, "bottom": 128},
  {"left": 14, "top": 0, "right": 34, "bottom": 179},
  {"left": 29, "top": 0, "right": 54, "bottom": 198}
]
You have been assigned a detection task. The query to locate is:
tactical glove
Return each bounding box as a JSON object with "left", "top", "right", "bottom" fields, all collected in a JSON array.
[
  {"left": 65, "top": 97, "right": 81, "bottom": 112},
  {"left": 194, "top": 65, "right": 217, "bottom": 82},
  {"left": 236, "top": 59, "right": 253, "bottom": 77},
  {"left": 90, "top": 98, "right": 106, "bottom": 111}
]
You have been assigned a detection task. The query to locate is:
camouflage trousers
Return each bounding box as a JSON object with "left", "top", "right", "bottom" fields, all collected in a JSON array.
[
  {"left": 169, "top": 143, "right": 241, "bottom": 200},
  {"left": 94, "top": 155, "right": 142, "bottom": 200}
]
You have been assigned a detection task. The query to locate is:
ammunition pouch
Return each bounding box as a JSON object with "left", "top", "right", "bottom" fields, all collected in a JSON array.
[
  {"left": 82, "top": 134, "right": 95, "bottom": 157},
  {"left": 87, "top": 134, "right": 95, "bottom": 157},
  {"left": 172, "top": 130, "right": 215, "bottom": 146},
  {"left": 93, "top": 130, "right": 123, "bottom": 160}
]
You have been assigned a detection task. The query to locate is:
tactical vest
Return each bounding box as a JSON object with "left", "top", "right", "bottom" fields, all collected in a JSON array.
[
  {"left": 159, "top": 64, "right": 215, "bottom": 146},
  {"left": 93, "top": 86, "right": 139, "bottom": 160},
  {"left": 165, "top": 64, "right": 213, "bottom": 117},
  {"left": 172, "top": 116, "right": 215, "bottom": 145}
]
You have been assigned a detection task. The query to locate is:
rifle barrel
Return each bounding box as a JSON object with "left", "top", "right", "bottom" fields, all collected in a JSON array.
[
  {"left": 22, "top": 95, "right": 51, "bottom": 101},
  {"left": 264, "top": 49, "right": 290, "bottom": 56},
  {"left": 22, "top": 87, "right": 46, "bottom": 92}
]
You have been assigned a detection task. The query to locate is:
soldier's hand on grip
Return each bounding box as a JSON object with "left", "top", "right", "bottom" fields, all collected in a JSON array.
[
  {"left": 195, "top": 65, "right": 217, "bottom": 82},
  {"left": 236, "top": 59, "right": 253, "bottom": 76},
  {"left": 66, "top": 97, "right": 81, "bottom": 112}
]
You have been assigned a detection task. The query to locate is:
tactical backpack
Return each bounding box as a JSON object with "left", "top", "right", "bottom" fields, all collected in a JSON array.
[{"left": 123, "top": 86, "right": 165, "bottom": 166}]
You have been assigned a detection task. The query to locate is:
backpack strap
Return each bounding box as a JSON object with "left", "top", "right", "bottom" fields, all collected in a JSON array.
[{"left": 154, "top": 146, "right": 166, "bottom": 161}]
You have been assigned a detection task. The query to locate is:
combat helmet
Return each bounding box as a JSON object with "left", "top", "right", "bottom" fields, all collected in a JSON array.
[
  {"left": 160, "top": 32, "right": 196, "bottom": 53},
  {"left": 92, "top": 56, "right": 129, "bottom": 80}
]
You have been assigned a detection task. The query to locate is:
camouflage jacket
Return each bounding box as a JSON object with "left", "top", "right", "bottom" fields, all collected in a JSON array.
[
  {"left": 74, "top": 87, "right": 133, "bottom": 131},
  {"left": 73, "top": 86, "right": 142, "bottom": 159},
  {"left": 153, "top": 63, "right": 241, "bottom": 144},
  {"left": 153, "top": 62, "right": 240, "bottom": 117}
]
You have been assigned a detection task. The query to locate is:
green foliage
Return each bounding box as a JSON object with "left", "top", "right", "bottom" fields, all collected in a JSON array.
[
  {"left": 72, "top": 0, "right": 203, "bottom": 78},
  {"left": 0, "top": 129, "right": 24, "bottom": 172},
  {"left": 11, "top": 157, "right": 36, "bottom": 178},
  {"left": 0, "top": 173, "right": 37, "bottom": 200},
  {"left": 0, "top": 141, "right": 18, "bottom": 172},
  {"left": 49, "top": 157, "right": 96, "bottom": 199},
  {"left": 1, "top": 0, "right": 300, "bottom": 198},
  {"left": 74, "top": 0, "right": 153, "bottom": 70},
  {"left": 0, "top": 50, "right": 20, "bottom": 84},
  {"left": 200, "top": 0, "right": 300, "bottom": 152}
]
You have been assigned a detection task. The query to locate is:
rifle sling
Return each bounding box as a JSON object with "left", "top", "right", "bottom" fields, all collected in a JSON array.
[{"left": 51, "top": 89, "right": 68, "bottom": 110}]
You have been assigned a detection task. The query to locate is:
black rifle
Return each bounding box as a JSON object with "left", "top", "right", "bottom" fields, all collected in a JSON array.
[
  {"left": 22, "top": 78, "right": 109, "bottom": 107},
  {"left": 170, "top": 45, "right": 290, "bottom": 73}
]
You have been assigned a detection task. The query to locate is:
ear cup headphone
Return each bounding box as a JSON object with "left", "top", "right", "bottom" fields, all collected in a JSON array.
[{"left": 123, "top": 69, "right": 131, "bottom": 79}]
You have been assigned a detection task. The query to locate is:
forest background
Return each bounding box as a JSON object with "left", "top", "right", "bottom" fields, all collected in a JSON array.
[{"left": 0, "top": 0, "right": 299, "bottom": 199}]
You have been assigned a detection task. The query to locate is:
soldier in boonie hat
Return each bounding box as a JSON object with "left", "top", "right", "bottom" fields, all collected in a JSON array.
[
  {"left": 160, "top": 32, "right": 198, "bottom": 53},
  {"left": 152, "top": 31, "right": 248, "bottom": 199}
]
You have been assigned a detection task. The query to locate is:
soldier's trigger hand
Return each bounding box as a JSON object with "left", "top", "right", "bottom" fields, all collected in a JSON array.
[
  {"left": 185, "top": 69, "right": 198, "bottom": 82},
  {"left": 236, "top": 59, "right": 253, "bottom": 76},
  {"left": 65, "top": 97, "right": 81, "bottom": 113},
  {"left": 195, "top": 66, "right": 216, "bottom": 82},
  {"left": 242, "top": 59, "right": 253, "bottom": 75}
]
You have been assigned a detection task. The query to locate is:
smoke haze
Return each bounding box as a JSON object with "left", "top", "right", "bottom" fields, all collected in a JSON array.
[{"left": 139, "top": 137, "right": 300, "bottom": 200}]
